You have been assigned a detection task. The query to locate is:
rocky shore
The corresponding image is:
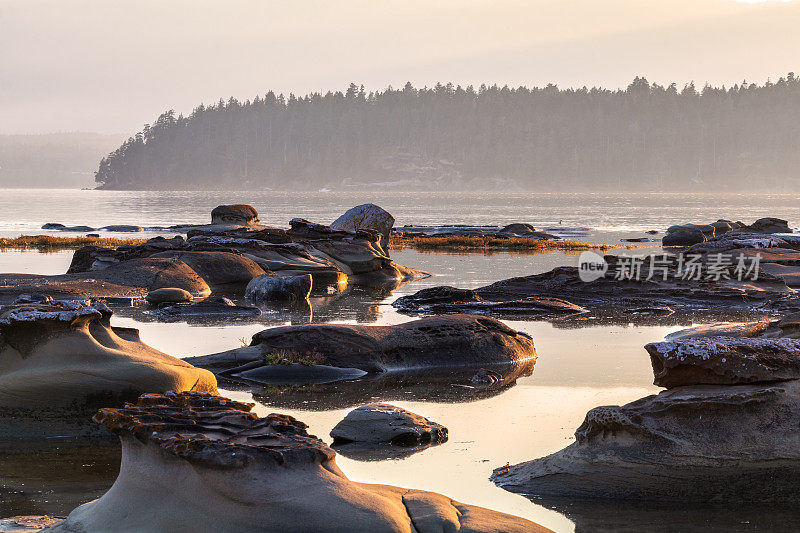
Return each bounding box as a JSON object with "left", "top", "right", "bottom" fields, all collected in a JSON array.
[
  {"left": 44, "top": 391, "right": 548, "bottom": 533},
  {"left": 492, "top": 308, "right": 800, "bottom": 502}
]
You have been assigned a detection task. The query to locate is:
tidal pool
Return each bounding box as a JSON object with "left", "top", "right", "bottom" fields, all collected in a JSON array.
[{"left": 1, "top": 245, "right": 790, "bottom": 531}]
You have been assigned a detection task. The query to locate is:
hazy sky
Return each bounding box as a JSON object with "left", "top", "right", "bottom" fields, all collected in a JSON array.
[{"left": 2, "top": 0, "right": 799, "bottom": 134}]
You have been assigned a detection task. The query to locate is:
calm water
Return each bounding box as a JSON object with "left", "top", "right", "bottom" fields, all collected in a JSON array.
[
  {"left": 0, "top": 189, "right": 797, "bottom": 236},
  {"left": 1, "top": 190, "right": 798, "bottom": 532}
]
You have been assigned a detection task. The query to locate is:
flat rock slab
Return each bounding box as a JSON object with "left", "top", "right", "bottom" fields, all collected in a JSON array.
[
  {"left": 761, "top": 263, "right": 800, "bottom": 287},
  {"left": 187, "top": 314, "right": 538, "bottom": 376},
  {"left": 393, "top": 286, "right": 586, "bottom": 317},
  {"left": 330, "top": 403, "right": 448, "bottom": 446},
  {"left": 646, "top": 337, "right": 800, "bottom": 387}
]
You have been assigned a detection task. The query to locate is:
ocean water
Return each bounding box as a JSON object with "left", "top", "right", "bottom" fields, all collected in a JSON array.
[
  {"left": 0, "top": 190, "right": 797, "bottom": 532},
  {"left": 0, "top": 189, "right": 797, "bottom": 236}
]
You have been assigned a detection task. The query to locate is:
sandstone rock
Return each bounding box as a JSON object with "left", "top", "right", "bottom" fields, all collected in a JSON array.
[
  {"left": 744, "top": 217, "right": 791, "bottom": 234},
  {"left": 711, "top": 220, "right": 733, "bottom": 235},
  {"left": 667, "top": 224, "right": 715, "bottom": 237},
  {"left": 150, "top": 250, "right": 267, "bottom": 286},
  {"left": 493, "top": 380, "right": 800, "bottom": 502},
  {"left": 149, "top": 297, "right": 261, "bottom": 321},
  {"left": 210, "top": 204, "right": 259, "bottom": 226},
  {"left": 497, "top": 223, "right": 558, "bottom": 240},
  {"left": 427, "top": 256, "right": 795, "bottom": 314},
  {"left": 0, "top": 258, "right": 211, "bottom": 304},
  {"left": 100, "top": 225, "right": 143, "bottom": 232},
  {"left": 665, "top": 320, "right": 768, "bottom": 340},
  {"left": 393, "top": 286, "right": 587, "bottom": 317},
  {"left": 145, "top": 287, "right": 193, "bottom": 304},
  {"left": 49, "top": 391, "right": 546, "bottom": 533},
  {"left": 186, "top": 315, "right": 538, "bottom": 377},
  {"left": 330, "top": 403, "right": 448, "bottom": 446},
  {"left": 245, "top": 274, "right": 312, "bottom": 304},
  {"left": 290, "top": 219, "right": 426, "bottom": 282},
  {"left": 331, "top": 203, "right": 395, "bottom": 254},
  {"left": 662, "top": 229, "right": 706, "bottom": 246},
  {"left": 645, "top": 337, "right": 800, "bottom": 388},
  {"left": 760, "top": 263, "right": 800, "bottom": 288},
  {"left": 0, "top": 301, "right": 216, "bottom": 414},
  {"left": 42, "top": 223, "right": 96, "bottom": 232}
]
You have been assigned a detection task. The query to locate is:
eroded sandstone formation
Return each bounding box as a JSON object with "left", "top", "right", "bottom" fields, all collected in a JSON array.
[
  {"left": 185, "top": 315, "right": 537, "bottom": 383},
  {"left": 57, "top": 205, "right": 425, "bottom": 302},
  {"left": 0, "top": 300, "right": 216, "bottom": 414},
  {"left": 47, "top": 391, "right": 546, "bottom": 533},
  {"left": 493, "top": 325, "right": 800, "bottom": 502}
]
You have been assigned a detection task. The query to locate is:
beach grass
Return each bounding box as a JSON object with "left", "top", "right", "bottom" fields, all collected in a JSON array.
[
  {"left": 0, "top": 235, "right": 147, "bottom": 251},
  {"left": 388, "top": 234, "right": 625, "bottom": 253}
]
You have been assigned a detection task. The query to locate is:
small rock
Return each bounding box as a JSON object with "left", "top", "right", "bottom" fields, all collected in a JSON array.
[
  {"left": 146, "top": 287, "right": 194, "bottom": 304},
  {"left": 662, "top": 229, "right": 706, "bottom": 246},
  {"left": 330, "top": 403, "right": 448, "bottom": 446},
  {"left": 245, "top": 274, "right": 312, "bottom": 303},
  {"left": 101, "top": 225, "right": 144, "bottom": 232},
  {"left": 210, "top": 204, "right": 259, "bottom": 226}
]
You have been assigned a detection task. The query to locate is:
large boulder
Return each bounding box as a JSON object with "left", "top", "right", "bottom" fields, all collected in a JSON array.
[
  {"left": 0, "top": 258, "right": 211, "bottom": 304},
  {"left": 331, "top": 403, "right": 448, "bottom": 446},
  {"left": 744, "top": 217, "right": 791, "bottom": 234},
  {"left": 289, "top": 219, "right": 426, "bottom": 282},
  {"left": 645, "top": 337, "right": 800, "bottom": 388},
  {"left": 150, "top": 251, "right": 267, "bottom": 286},
  {"left": 662, "top": 229, "right": 706, "bottom": 246},
  {"left": 666, "top": 224, "right": 715, "bottom": 237},
  {"left": 331, "top": 204, "right": 395, "bottom": 254},
  {"left": 245, "top": 274, "right": 312, "bottom": 304},
  {"left": 497, "top": 223, "right": 558, "bottom": 240},
  {"left": 493, "top": 379, "right": 800, "bottom": 502},
  {"left": 210, "top": 204, "right": 259, "bottom": 226},
  {"left": 186, "top": 314, "right": 537, "bottom": 377},
  {"left": 100, "top": 225, "right": 143, "bottom": 232},
  {"left": 0, "top": 301, "right": 216, "bottom": 414},
  {"left": 48, "top": 392, "right": 546, "bottom": 533}
]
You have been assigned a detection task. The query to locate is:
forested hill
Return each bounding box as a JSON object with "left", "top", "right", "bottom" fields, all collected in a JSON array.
[{"left": 96, "top": 77, "right": 800, "bottom": 191}]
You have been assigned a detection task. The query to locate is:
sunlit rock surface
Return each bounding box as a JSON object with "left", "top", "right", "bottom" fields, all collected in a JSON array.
[
  {"left": 493, "top": 380, "right": 800, "bottom": 502},
  {"left": 186, "top": 315, "right": 537, "bottom": 380},
  {"left": 0, "top": 301, "right": 216, "bottom": 415},
  {"left": 47, "top": 392, "right": 547, "bottom": 533},
  {"left": 0, "top": 258, "right": 212, "bottom": 304},
  {"left": 494, "top": 326, "right": 800, "bottom": 502},
  {"left": 330, "top": 203, "right": 394, "bottom": 254},
  {"left": 646, "top": 337, "right": 800, "bottom": 387},
  {"left": 393, "top": 286, "right": 587, "bottom": 317}
]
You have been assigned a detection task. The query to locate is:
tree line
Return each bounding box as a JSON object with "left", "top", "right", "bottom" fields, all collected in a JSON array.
[{"left": 95, "top": 76, "right": 800, "bottom": 191}]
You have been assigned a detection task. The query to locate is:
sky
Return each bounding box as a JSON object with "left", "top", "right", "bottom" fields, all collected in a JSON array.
[{"left": 1, "top": 0, "right": 799, "bottom": 134}]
